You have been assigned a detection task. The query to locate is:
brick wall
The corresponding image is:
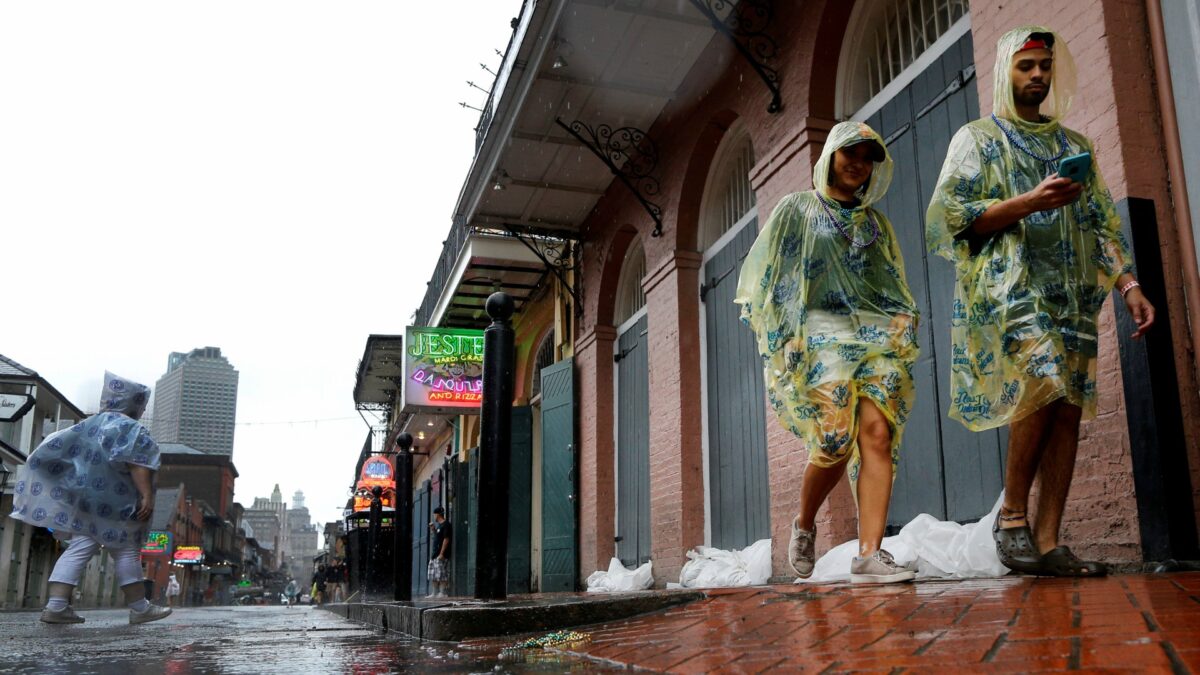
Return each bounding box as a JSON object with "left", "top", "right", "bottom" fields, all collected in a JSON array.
[{"left": 570, "top": 0, "right": 1199, "bottom": 584}]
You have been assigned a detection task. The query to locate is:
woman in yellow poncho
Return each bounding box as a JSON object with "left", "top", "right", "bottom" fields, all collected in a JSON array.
[
  {"left": 736, "top": 121, "right": 920, "bottom": 584},
  {"left": 925, "top": 27, "right": 1155, "bottom": 576}
]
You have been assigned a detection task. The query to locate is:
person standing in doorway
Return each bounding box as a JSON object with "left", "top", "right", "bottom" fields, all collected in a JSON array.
[
  {"left": 428, "top": 507, "right": 452, "bottom": 597},
  {"left": 9, "top": 372, "right": 173, "bottom": 624},
  {"left": 926, "top": 27, "right": 1154, "bottom": 576},
  {"left": 736, "top": 121, "right": 921, "bottom": 584}
]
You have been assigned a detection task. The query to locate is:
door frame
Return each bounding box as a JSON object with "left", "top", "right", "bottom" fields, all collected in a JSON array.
[{"left": 697, "top": 208, "right": 759, "bottom": 546}]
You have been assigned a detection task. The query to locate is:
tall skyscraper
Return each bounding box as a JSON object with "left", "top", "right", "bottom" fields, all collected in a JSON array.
[{"left": 151, "top": 347, "right": 239, "bottom": 456}]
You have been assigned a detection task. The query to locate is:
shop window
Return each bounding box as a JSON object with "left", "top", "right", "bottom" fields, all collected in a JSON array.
[
  {"left": 839, "top": 0, "right": 970, "bottom": 118},
  {"left": 614, "top": 239, "right": 647, "bottom": 326},
  {"left": 700, "top": 124, "right": 756, "bottom": 252}
]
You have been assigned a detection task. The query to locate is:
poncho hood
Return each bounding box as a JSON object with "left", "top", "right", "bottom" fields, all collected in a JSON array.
[
  {"left": 100, "top": 371, "right": 151, "bottom": 420},
  {"left": 812, "top": 121, "right": 894, "bottom": 208},
  {"left": 992, "top": 25, "right": 1076, "bottom": 126}
]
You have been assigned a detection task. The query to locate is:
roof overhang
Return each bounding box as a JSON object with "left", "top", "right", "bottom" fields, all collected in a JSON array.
[
  {"left": 429, "top": 232, "right": 555, "bottom": 328},
  {"left": 353, "top": 334, "right": 406, "bottom": 408},
  {"left": 455, "top": 0, "right": 721, "bottom": 237}
]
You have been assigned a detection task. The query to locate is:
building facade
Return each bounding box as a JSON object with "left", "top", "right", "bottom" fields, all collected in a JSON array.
[
  {"left": 242, "top": 485, "right": 288, "bottom": 564},
  {"left": 151, "top": 347, "right": 240, "bottom": 456},
  {"left": 0, "top": 353, "right": 95, "bottom": 609},
  {"left": 285, "top": 490, "right": 320, "bottom": 580},
  {"left": 390, "top": 0, "right": 1200, "bottom": 590}
]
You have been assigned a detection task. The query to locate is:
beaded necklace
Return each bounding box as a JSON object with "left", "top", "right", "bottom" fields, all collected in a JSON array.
[
  {"left": 816, "top": 193, "right": 879, "bottom": 248},
  {"left": 990, "top": 113, "right": 1070, "bottom": 176}
]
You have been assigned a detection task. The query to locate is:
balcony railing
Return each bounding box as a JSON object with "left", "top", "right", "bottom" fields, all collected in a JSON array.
[
  {"left": 414, "top": 215, "right": 473, "bottom": 328},
  {"left": 473, "top": 0, "right": 533, "bottom": 154}
]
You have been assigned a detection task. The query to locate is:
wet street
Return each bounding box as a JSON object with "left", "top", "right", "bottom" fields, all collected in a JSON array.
[{"left": 0, "top": 605, "right": 608, "bottom": 674}]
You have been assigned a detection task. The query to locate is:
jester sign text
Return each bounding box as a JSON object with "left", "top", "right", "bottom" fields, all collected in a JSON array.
[{"left": 401, "top": 327, "right": 485, "bottom": 414}]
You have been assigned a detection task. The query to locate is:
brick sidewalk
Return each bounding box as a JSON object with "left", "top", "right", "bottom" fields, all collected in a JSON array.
[{"left": 473, "top": 573, "right": 1200, "bottom": 673}]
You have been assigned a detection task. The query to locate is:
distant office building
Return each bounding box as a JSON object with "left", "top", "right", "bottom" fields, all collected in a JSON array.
[
  {"left": 243, "top": 485, "right": 288, "bottom": 562},
  {"left": 283, "top": 490, "right": 319, "bottom": 580},
  {"left": 150, "top": 347, "right": 239, "bottom": 456}
]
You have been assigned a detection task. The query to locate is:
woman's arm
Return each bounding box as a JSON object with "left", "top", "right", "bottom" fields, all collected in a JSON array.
[{"left": 129, "top": 465, "right": 155, "bottom": 521}]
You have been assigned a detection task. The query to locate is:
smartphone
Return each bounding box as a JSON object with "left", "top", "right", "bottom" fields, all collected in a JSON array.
[{"left": 1057, "top": 152, "right": 1091, "bottom": 183}]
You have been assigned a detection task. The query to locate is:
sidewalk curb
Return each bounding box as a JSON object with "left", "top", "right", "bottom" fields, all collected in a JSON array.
[{"left": 323, "top": 589, "right": 705, "bottom": 641}]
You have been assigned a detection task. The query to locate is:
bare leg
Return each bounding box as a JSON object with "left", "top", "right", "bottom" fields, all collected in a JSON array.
[
  {"left": 1032, "top": 402, "right": 1082, "bottom": 553},
  {"left": 796, "top": 461, "right": 847, "bottom": 531},
  {"left": 854, "top": 398, "right": 893, "bottom": 556},
  {"left": 120, "top": 582, "right": 148, "bottom": 605},
  {"left": 1000, "top": 401, "right": 1060, "bottom": 528},
  {"left": 47, "top": 582, "right": 73, "bottom": 601}
]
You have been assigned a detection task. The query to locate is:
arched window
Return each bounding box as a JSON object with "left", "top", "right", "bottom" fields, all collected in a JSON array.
[
  {"left": 838, "top": 0, "right": 970, "bottom": 120},
  {"left": 614, "top": 239, "right": 646, "bottom": 327},
  {"left": 700, "top": 124, "right": 756, "bottom": 252},
  {"left": 530, "top": 329, "right": 556, "bottom": 400}
]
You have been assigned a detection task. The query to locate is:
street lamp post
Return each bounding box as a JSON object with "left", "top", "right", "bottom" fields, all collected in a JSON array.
[
  {"left": 475, "top": 292, "right": 515, "bottom": 600},
  {"left": 394, "top": 432, "right": 413, "bottom": 601}
]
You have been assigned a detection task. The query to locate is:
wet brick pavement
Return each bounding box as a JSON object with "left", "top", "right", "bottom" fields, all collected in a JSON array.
[
  {"left": 0, "top": 604, "right": 608, "bottom": 674},
  {"left": 469, "top": 572, "right": 1200, "bottom": 673}
]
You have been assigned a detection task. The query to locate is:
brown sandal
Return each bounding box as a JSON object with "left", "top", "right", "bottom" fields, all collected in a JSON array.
[
  {"left": 1039, "top": 546, "right": 1107, "bottom": 577},
  {"left": 992, "top": 509, "right": 1043, "bottom": 574}
]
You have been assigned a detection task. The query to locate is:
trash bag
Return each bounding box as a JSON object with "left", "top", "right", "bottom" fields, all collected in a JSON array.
[
  {"left": 797, "top": 494, "right": 1010, "bottom": 583},
  {"left": 676, "top": 539, "right": 772, "bottom": 588},
  {"left": 585, "top": 558, "right": 654, "bottom": 593}
]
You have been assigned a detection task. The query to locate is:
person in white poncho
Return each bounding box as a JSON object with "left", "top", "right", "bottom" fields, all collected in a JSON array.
[{"left": 9, "top": 372, "right": 173, "bottom": 624}]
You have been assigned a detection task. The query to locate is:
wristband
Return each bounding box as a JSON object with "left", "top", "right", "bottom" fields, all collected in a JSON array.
[{"left": 1119, "top": 280, "right": 1140, "bottom": 297}]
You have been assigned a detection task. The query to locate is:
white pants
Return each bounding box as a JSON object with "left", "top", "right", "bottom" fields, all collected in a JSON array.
[{"left": 48, "top": 535, "right": 143, "bottom": 587}]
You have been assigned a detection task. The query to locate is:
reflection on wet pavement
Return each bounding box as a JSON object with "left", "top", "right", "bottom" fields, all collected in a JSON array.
[{"left": 0, "top": 605, "right": 614, "bottom": 674}]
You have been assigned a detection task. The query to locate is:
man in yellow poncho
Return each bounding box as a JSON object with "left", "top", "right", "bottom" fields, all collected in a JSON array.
[
  {"left": 737, "top": 121, "right": 920, "bottom": 584},
  {"left": 926, "top": 27, "right": 1155, "bottom": 576}
]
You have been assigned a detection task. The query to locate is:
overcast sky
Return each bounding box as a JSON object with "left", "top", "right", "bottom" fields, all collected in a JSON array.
[{"left": 1, "top": 1, "right": 520, "bottom": 541}]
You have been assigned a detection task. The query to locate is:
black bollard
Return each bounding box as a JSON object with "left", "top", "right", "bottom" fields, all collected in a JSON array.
[
  {"left": 368, "top": 486, "right": 382, "bottom": 596},
  {"left": 394, "top": 433, "right": 414, "bottom": 601},
  {"left": 475, "top": 292, "right": 515, "bottom": 600}
]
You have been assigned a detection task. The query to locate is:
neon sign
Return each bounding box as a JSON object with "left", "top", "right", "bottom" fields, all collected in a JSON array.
[
  {"left": 174, "top": 546, "right": 204, "bottom": 564},
  {"left": 142, "top": 530, "right": 172, "bottom": 555},
  {"left": 402, "top": 327, "right": 485, "bottom": 413}
]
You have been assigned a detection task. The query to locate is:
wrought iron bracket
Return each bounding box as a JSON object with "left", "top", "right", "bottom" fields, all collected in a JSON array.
[
  {"left": 554, "top": 118, "right": 664, "bottom": 238},
  {"left": 689, "top": 0, "right": 783, "bottom": 114},
  {"left": 503, "top": 225, "right": 583, "bottom": 318}
]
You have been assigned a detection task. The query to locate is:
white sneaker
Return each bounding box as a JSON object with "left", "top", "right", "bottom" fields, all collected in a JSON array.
[
  {"left": 129, "top": 604, "right": 172, "bottom": 625},
  {"left": 850, "top": 549, "right": 916, "bottom": 584},
  {"left": 40, "top": 606, "right": 85, "bottom": 624},
  {"left": 788, "top": 517, "right": 816, "bottom": 578}
]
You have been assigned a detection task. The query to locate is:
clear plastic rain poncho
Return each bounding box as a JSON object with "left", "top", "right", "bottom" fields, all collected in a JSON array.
[
  {"left": 925, "top": 26, "right": 1133, "bottom": 430},
  {"left": 736, "top": 121, "right": 919, "bottom": 488},
  {"left": 9, "top": 372, "right": 160, "bottom": 547}
]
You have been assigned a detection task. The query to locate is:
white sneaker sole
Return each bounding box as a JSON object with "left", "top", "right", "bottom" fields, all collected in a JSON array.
[
  {"left": 129, "top": 607, "right": 172, "bottom": 625},
  {"left": 850, "top": 570, "right": 916, "bottom": 584}
]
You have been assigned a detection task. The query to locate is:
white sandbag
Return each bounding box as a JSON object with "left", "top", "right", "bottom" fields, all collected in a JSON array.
[
  {"left": 797, "top": 494, "right": 1009, "bottom": 583},
  {"left": 585, "top": 557, "right": 654, "bottom": 592},
  {"left": 677, "top": 538, "right": 772, "bottom": 588}
]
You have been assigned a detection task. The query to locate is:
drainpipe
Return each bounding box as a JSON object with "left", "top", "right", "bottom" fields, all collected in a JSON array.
[{"left": 1145, "top": 0, "right": 1200, "bottom": 387}]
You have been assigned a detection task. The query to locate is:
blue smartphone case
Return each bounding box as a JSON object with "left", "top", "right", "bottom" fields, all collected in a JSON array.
[{"left": 1057, "top": 152, "right": 1091, "bottom": 182}]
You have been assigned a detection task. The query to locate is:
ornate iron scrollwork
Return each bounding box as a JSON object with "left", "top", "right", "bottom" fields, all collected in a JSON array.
[
  {"left": 689, "top": 0, "right": 782, "bottom": 113},
  {"left": 554, "top": 118, "right": 664, "bottom": 238},
  {"left": 503, "top": 226, "right": 583, "bottom": 317}
]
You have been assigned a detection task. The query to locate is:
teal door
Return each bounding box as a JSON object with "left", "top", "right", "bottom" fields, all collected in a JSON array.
[{"left": 540, "top": 358, "right": 577, "bottom": 591}]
